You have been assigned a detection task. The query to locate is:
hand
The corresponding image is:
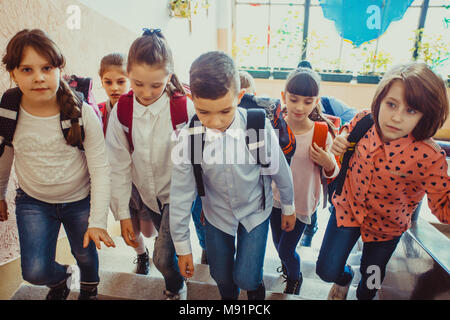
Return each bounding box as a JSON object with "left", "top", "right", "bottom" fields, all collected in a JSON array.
[
  {"left": 330, "top": 132, "right": 350, "bottom": 157},
  {"left": 83, "top": 227, "right": 116, "bottom": 249},
  {"left": 0, "top": 200, "right": 9, "bottom": 222},
  {"left": 281, "top": 213, "right": 296, "bottom": 232},
  {"left": 120, "top": 219, "right": 138, "bottom": 248},
  {"left": 178, "top": 253, "right": 195, "bottom": 278},
  {"left": 309, "top": 143, "right": 335, "bottom": 172}
]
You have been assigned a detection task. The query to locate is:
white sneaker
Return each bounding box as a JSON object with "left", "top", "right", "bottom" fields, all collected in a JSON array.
[{"left": 164, "top": 282, "right": 187, "bottom": 300}]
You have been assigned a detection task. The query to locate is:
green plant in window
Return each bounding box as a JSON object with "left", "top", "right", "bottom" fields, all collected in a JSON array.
[
  {"left": 271, "top": 9, "right": 305, "bottom": 62},
  {"left": 411, "top": 29, "right": 450, "bottom": 73},
  {"left": 359, "top": 45, "right": 392, "bottom": 75}
]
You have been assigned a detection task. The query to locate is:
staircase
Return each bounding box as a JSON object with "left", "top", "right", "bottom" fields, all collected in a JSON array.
[{"left": 11, "top": 208, "right": 367, "bottom": 300}]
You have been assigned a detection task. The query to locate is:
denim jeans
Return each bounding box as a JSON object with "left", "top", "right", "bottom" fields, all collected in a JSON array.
[
  {"left": 191, "top": 195, "right": 206, "bottom": 250},
  {"left": 270, "top": 207, "right": 306, "bottom": 280},
  {"left": 204, "top": 216, "right": 270, "bottom": 300},
  {"left": 316, "top": 207, "right": 401, "bottom": 300},
  {"left": 303, "top": 210, "right": 318, "bottom": 236},
  {"left": 145, "top": 203, "right": 184, "bottom": 293},
  {"left": 15, "top": 188, "right": 99, "bottom": 287}
]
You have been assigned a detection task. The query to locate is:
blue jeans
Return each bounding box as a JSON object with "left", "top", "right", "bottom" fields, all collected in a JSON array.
[
  {"left": 15, "top": 188, "right": 99, "bottom": 287},
  {"left": 204, "top": 216, "right": 270, "bottom": 299},
  {"left": 191, "top": 195, "right": 206, "bottom": 250},
  {"left": 145, "top": 203, "right": 184, "bottom": 293},
  {"left": 270, "top": 207, "right": 306, "bottom": 280},
  {"left": 316, "top": 207, "right": 401, "bottom": 300}
]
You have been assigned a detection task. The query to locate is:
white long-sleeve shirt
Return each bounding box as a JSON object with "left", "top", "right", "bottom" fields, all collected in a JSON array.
[
  {"left": 105, "top": 92, "right": 195, "bottom": 221},
  {"left": 0, "top": 103, "right": 111, "bottom": 229}
]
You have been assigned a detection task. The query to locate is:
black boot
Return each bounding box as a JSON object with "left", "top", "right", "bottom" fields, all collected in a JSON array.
[
  {"left": 46, "top": 272, "right": 71, "bottom": 300},
  {"left": 247, "top": 281, "right": 266, "bottom": 300},
  {"left": 134, "top": 248, "right": 150, "bottom": 275},
  {"left": 283, "top": 273, "right": 303, "bottom": 295},
  {"left": 78, "top": 283, "right": 98, "bottom": 300}
]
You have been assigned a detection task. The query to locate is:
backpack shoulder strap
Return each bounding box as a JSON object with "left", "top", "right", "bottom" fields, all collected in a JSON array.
[
  {"left": 188, "top": 114, "right": 206, "bottom": 197},
  {"left": 170, "top": 91, "right": 189, "bottom": 131},
  {"left": 0, "top": 87, "right": 21, "bottom": 156},
  {"left": 334, "top": 113, "right": 374, "bottom": 196},
  {"left": 246, "top": 108, "right": 269, "bottom": 210},
  {"left": 246, "top": 108, "right": 270, "bottom": 168},
  {"left": 117, "top": 90, "right": 135, "bottom": 152},
  {"left": 312, "top": 121, "right": 328, "bottom": 150}
]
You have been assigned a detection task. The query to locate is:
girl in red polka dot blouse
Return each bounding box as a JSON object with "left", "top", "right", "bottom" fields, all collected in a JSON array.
[{"left": 316, "top": 62, "right": 449, "bottom": 300}]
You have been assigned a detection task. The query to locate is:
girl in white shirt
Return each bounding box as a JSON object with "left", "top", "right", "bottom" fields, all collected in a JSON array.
[
  {"left": 105, "top": 28, "right": 195, "bottom": 300},
  {"left": 98, "top": 53, "right": 155, "bottom": 275},
  {"left": 0, "top": 29, "right": 114, "bottom": 300},
  {"left": 271, "top": 68, "right": 339, "bottom": 295}
]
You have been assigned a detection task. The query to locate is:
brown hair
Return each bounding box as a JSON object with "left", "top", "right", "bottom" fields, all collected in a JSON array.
[
  {"left": 285, "top": 67, "right": 336, "bottom": 137},
  {"left": 127, "top": 30, "right": 185, "bottom": 95},
  {"left": 239, "top": 71, "right": 255, "bottom": 95},
  {"left": 2, "top": 29, "right": 83, "bottom": 147},
  {"left": 189, "top": 51, "right": 240, "bottom": 99},
  {"left": 99, "top": 53, "right": 127, "bottom": 78},
  {"left": 371, "top": 63, "right": 449, "bottom": 141}
]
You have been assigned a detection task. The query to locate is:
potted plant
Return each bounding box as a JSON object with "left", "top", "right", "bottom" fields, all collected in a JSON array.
[
  {"left": 356, "top": 47, "right": 391, "bottom": 84},
  {"left": 241, "top": 66, "right": 271, "bottom": 79},
  {"left": 272, "top": 67, "right": 295, "bottom": 80},
  {"left": 319, "top": 59, "right": 353, "bottom": 82}
]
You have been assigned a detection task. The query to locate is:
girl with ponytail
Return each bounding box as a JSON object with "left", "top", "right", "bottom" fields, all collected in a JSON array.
[
  {"left": 105, "top": 28, "right": 195, "bottom": 300},
  {"left": 0, "top": 29, "right": 114, "bottom": 300}
]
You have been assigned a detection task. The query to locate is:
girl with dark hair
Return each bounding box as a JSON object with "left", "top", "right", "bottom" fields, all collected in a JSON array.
[
  {"left": 318, "top": 62, "right": 449, "bottom": 300},
  {"left": 105, "top": 28, "right": 195, "bottom": 300},
  {"left": 0, "top": 29, "right": 115, "bottom": 300},
  {"left": 271, "top": 67, "right": 340, "bottom": 295}
]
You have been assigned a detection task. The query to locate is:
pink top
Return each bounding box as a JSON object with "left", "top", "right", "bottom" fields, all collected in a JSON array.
[
  {"left": 333, "top": 110, "right": 450, "bottom": 242},
  {"left": 273, "top": 124, "right": 339, "bottom": 224}
]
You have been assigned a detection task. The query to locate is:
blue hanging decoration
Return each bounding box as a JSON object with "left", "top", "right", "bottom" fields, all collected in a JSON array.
[{"left": 318, "top": 0, "right": 414, "bottom": 47}]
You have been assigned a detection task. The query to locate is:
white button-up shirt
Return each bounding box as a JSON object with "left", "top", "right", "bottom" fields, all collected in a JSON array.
[{"left": 106, "top": 92, "right": 195, "bottom": 220}]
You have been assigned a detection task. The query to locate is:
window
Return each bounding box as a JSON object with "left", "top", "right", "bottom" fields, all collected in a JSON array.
[{"left": 233, "top": 0, "right": 450, "bottom": 77}]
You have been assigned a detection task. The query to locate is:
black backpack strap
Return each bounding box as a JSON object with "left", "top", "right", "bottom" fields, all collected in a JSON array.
[
  {"left": 188, "top": 114, "right": 206, "bottom": 197},
  {"left": 246, "top": 109, "right": 269, "bottom": 210},
  {"left": 334, "top": 113, "right": 374, "bottom": 196},
  {"left": 0, "top": 88, "right": 22, "bottom": 157},
  {"left": 246, "top": 108, "right": 270, "bottom": 168}
]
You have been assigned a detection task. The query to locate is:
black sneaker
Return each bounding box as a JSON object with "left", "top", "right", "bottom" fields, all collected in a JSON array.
[
  {"left": 283, "top": 273, "right": 303, "bottom": 295},
  {"left": 78, "top": 286, "right": 98, "bottom": 300},
  {"left": 201, "top": 249, "right": 208, "bottom": 265},
  {"left": 46, "top": 279, "right": 70, "bottom": 300},
  {"left": 276, "top": 264, "right": 288, "bottom": 280},
  {"left": 134, "top": 248, "right": 150, "bottom": 275}
]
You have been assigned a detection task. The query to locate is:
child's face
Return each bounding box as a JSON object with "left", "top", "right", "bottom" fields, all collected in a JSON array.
[
  {"left": 10, "top": 46, "right": 60, "bottom": 105},
  {"left": 378, "top": 80, "right": 423, "bottom": 142},
  {"left": 128, "top": 63, "right": 172, "bottom": 106},
  {"left": 101, "top": 67, "right": 129, "bottom": 106},
  {"left": 193, "top": 89, "right": 245, "bottom": 132},
  {"left": 282, "top": 91, "right": 319, "bottom": 122}
]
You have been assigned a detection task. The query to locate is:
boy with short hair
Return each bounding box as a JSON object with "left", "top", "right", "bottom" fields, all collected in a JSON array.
[{"left": 169, "top": 51, "right": 296, "bottom": 300}]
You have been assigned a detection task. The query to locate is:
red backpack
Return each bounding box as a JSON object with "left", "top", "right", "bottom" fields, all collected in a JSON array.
[
  {"left": 312, "top": 115, "right": 341, "bottom": 208},
  {"left": 116, "top": 90, "right": 189, "bottom": 152}
]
